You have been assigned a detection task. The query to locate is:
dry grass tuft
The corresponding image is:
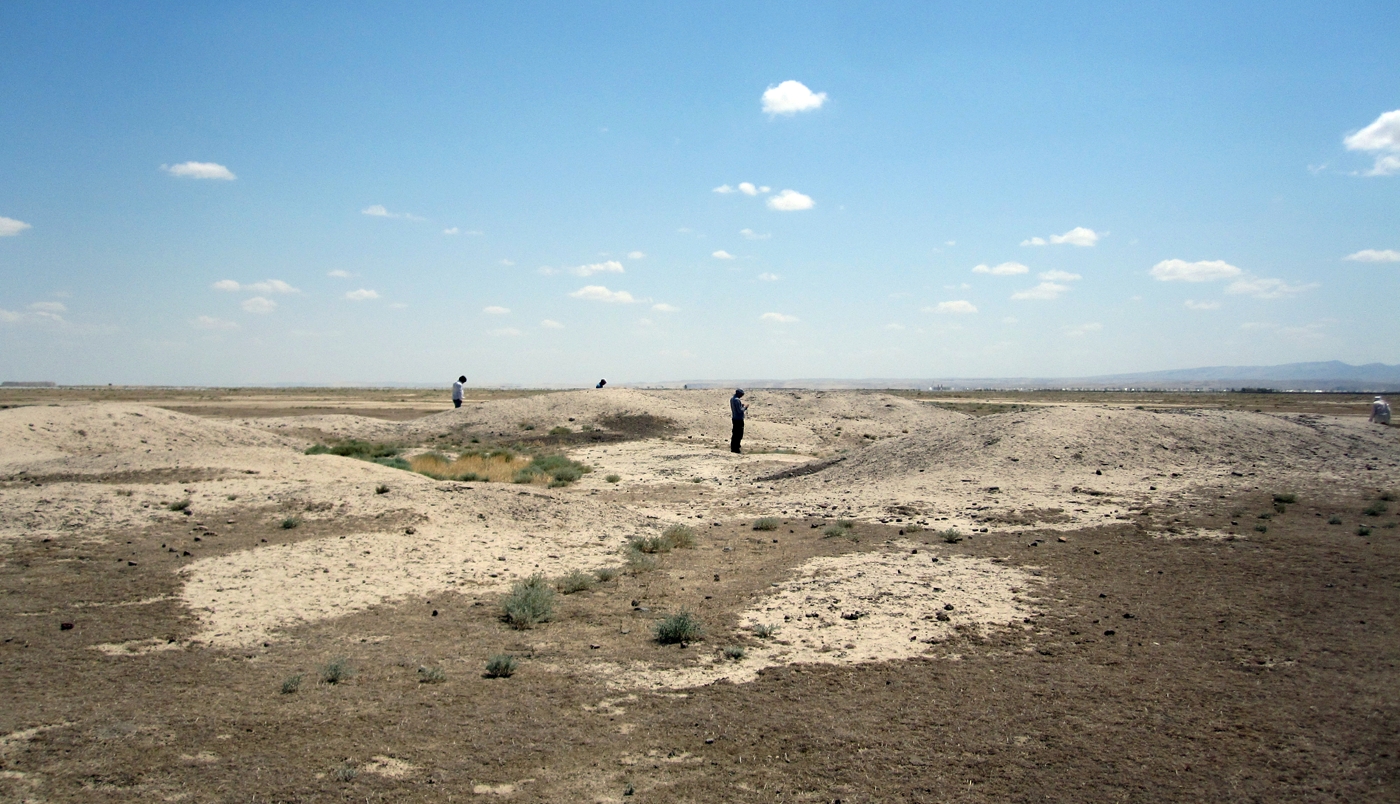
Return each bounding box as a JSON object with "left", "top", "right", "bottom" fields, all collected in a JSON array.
[{"left": 409, "top": 451, "right": 530, "bottom": 483}]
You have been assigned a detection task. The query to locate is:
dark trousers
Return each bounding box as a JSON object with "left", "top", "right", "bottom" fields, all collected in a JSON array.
[
  {"left": 730, "top": 419, "right": 744, "bottom": 453},
  {"left": 453, "top": 399, "right": 462, "bottom": 408}
]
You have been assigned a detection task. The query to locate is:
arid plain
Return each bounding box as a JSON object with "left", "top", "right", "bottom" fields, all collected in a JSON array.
[{"left": 1, "top": 386, "right": 1397, "bottom": 803}]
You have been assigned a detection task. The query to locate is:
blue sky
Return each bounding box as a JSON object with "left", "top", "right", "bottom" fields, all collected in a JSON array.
[{"left": 1, "top": 1, "right": 1396, "bottom": 385}]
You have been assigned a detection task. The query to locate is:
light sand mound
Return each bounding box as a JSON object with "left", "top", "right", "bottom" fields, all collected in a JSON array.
[{"left": 581, "top": 544, "right": 1038, "bottom": 690}]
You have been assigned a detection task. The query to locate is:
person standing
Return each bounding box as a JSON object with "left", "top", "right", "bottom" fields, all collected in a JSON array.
[
  {"left": 1371, "top": 396, "right": 1392, "bottom": 425},
  {"left": 730, "top": 389, "right": 747, "bottom": 453},
  {"left": 452, "top": 375, "right": 466, "bottom": 409}
]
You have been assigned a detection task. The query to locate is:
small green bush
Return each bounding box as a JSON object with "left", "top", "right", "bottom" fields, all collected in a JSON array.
[
  {"left": 655, "top": 611, "right": 704, "bottom": 644},
  {"left": 520, "top": 423, "right": 536, "bottom": 431},
  {"left": 753, "top": 517, "right": 780, "bottom": 531},
  {"left": 320, "top": 658, "right": 352, "bottom": 685},
  {"left": 375, "top": 484, "right": 390, "bottom": 494},
  {"left": 485, "top": 654, "right": 517, "bottom": 678},
  {"left": 1357, "top": 525, "right": 1373, "bottom": 536},
  {"left": 280, "top": 674, "right": 303, "bottom": 694},
  {"left": 594, "top": 566, "right": 620, "bottom": 582},
  {"left": 167, "top": 499, "right": 191, "bottom": 512},
  {"left": 281, "top": 516, "right": 301, "bottom": 529},
  {"left": 502, "top": 575, "right": 555, "bottom": 629},
  {"left": 306, "top": 440, "right": 400, "bottom": 460},
  {"left": 751, "top": 623, "right": 778, "bottom": 639},
  {"left": 1273, "top": 502, "right": 1287, "bottom": 514},
  {"left": 1328, "top": 515, "right": 1343, "bottom": 525},
  {"left": 823, "top": 523, "right": 857, "bottom": 540},
  {"left": 1272, "top": 493, "right": 1298, "bottom": 504},
  {"left": 556, "top": 570, "right": 596, "bottom": 594},
  {"left": 417, "top": 665, "right": 446, "bottom": 684},
  {"left": 939, "top": 528, "right": 963, "bottom": 544},
  {"left": 662, "top": 524, "right": 696, "bottom": 548},
  {"left": 1254, "top": 524, "right": 1268, "bottom": 533},
  {"left": 630, "top": 535, "right": 672, "bottom": 554},
  {"left": 1380, "top": 491, "right": 1397, "bottom": 502},
  {"left": 548, "top": 426, "right": 571, "bottom": 435},
  {"left": 331, "top": 763, "right": 358, "bottom": 782},
  {"left": 605, "top": 474, "right": 621, "bottom": 483},
  {"left": 1362, "top": 501, "right": 1388, "bottom": 517},
  {"left": 904, "top": 523, "right": 925, "bottom": 534},
  {"left": 624, "top": 548, "right": 657, "bottom": 575},
  {"left": 723, "top": 645, "right": 746, "bottom": 660}
]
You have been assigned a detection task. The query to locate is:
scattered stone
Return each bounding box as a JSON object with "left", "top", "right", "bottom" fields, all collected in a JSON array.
[{"left": 60, "top": 622, "right": 74, "bottom": 631}]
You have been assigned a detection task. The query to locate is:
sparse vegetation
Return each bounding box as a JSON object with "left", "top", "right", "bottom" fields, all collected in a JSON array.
[
  {"left": 824, "top": 522, "right": 858, "bottom": 540},
  {"left": 167, "top": 499, "right": 191, "bottom": 512},
  {"left": 1357, "top": 525, "right": 1373, "bottom": 536},
  {"left": 417, "top": 665, "right": 446, "bottom": 684},
  {"left": 411, "top": 449, "right": 526, "bottom": 483},
  {"left": 305, "top": 440, "right": 408, "bottom": 469},
  {"left": 520, "top": 422, "right": 536, "bottom": 431},
  {"left": 1380, "top": 491, "right": 1397, "bottom": 502},
  {"left": 320, "top": 658, "right": 352, "bottom": 685},
  {"left": 331, "top": 763, "right": 358, "bottom": 782},
  {"left": 939, "top": 528, "right": 963, "bottom": 544},
  {"left": 1362, "top": 501, "right": 1388, "bottom": 517},
  {"left": 548, "top": 425, "right": 571, "bottom": 435},
  {"left": 1254, "top": 524, "right": 1268, "bottom": 533},
  {"left": 753, "top": 517, "right": 780, "bottom": 531},
  {"left": 723, "top": 645, "right": 746, "bottom": 660},
  {"left": 752, "top": 623, "right": 778, "bottom": 639},
  {"left": 280, "top": 674, "right": 303, "bottom": 694},
  {"left": 280, "top": 516, "right": 301, "bottom": 529},
  {"left": 624, "top": 548, "right": 657, "bottom": 575},
  {"left": 594, "top": 566, "right": 620, "bottom": 582},
  {"left": 556, "top": 570, "right": 596, "bottom": 594},
  {"left": 605, "top": 474, "right": 621, "bottom": 483},
  {"left": 502, "top": 574, "right": 555, "bottom": 629},
  {"left": 904, "top": 523, "right": 924, "bottom": 534},
  {"left": 115, "top": 489, "right": 134, "bottom": 497},
  {"left": 630, "top": 535, "right": 673, "bottom": 554},
  {"left": 513, "top": 453, "right": 591, "bottom": 486},
  {"left": 1328, "top": 515, "right": 1343, "bottom": 525},
  {"left": 1273, "top": 493, "right": 1298, "bottom": 504},
  {"left": 655, "top": 611, "right": 704, "bottom": 644},
  {"left": 484, "top": 654, "right": 517, "bottom": 678},
  {"left": 662, "top": 524, "right": 696, "bottom": 548},
  {"left": 375, "top": 484, "right": 390, "bottom": 494}
]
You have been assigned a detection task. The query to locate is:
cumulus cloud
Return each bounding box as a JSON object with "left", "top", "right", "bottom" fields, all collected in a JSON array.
[
  {"left": 0, "top": 216, "right": 32, "bottom": 237},
  {"left": 761, "top": 312, "right": 799, "bottom": 323},
  {"left": 757, "top": 272, "right": 779, "bottom": 281},
  {"left": 1184, "top": 300, "right": 1221, "bottom": 310},
  {"left": 762, "top": 80, "right": 827, "bottom": 115},
  {"left": 1225, "top": 277, "right": 1319, "bottom": 299},
  {"left": 0, "top": 302, "right": 66, "bottom": 325},
  {"left": 361, "top": 204, "right": 423, "bottom": 220},
  {"left": 627, "top": 251, "right": 646, "bottom": 259},
  {"left": 570, "top": 285, "right": 640, "bottom": 303},
  {"left": 972, "top": 261, "right": 1029, "bottom": 276},
  {"left": 1038, "top": 270, "right": 1082, "bottom": 281},
  {"left": 163, "top": 161, "right": 236, "bottom": 180},
  {"left": 213, "top": 279, "right": 300, "bottom": 294},
  {"left": 212, "top": 279, "right": 241, "bottom": 292},
  {"left": 652, "top": 303, "right": 679, "bottom": 312},
  {"left": 28, "top": 301, "right": 66, "bottom": 313},
  {"left": 1344, "top": 249, "right": 1400, "bottom": 262},
  {"left": 241, "top": 297, "right": 276, "bottom": 314},
  {"left": 1020, "top": 227, "right": 1101, "bottom": 247},
  {"left": 344, "top": 289, "right": 380, "bottom": 301},
  {"left": 740, "top": 228, "right": 770, "bottom": 240},
  {"left": 713, "top": 184, "right": 735, "bottom": 194},
  {"left": 1149, "top": 259, "right": 1242, "bottom": 282},
  {"left": 193, "top": 315, "right": 238, "bottom": 330},
  {"left": 928, "top": 300, "right": 978, "bottom": 314},
  {"left": 738, "top": 182, "right": 760, "bottom": 196},
  {"left": 483, "top": 306, "right": 510, "bottom": 315},
  {"left": 767, "top": 189, "right": 814, "bottom": 211},
  {"left": 1011, "top": 282, "right": 1070, "bottom": 300},
  {"left": 1344, "top": 109, "right": 1400, "bottom": 176},
  {"left": 712, "top": 250, "right": 735, "bottom": 260},
  {"left": 443, "top": 227, "right": 460, "bottom": 235},
  {"left": 570, "top": 260, "right": 624, "bottom": 277},
  {"left": 540, "top": 319, "right": 565, "bottom": 329}
]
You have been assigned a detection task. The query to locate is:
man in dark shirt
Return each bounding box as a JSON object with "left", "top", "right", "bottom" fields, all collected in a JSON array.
[{"left": 730, "top": 389, "right": 747, "bottom": 453}]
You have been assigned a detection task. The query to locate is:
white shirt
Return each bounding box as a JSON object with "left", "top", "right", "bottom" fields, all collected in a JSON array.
[{"left": 452, "top": 380, "right": 464, "bottom": 401}]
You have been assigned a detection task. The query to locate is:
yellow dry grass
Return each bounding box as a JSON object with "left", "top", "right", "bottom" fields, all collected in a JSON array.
[{"left": 408, "top": 452, "right": 535, "bottom": 483}]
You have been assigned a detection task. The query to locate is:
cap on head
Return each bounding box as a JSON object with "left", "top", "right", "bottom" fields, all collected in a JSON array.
[{"left": 735, "top": 389, "right": 745, "bottom": 397}]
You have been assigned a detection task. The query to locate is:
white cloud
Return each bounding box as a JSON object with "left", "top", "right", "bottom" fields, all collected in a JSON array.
[
  {"left": 490, "top": 327, "right": 522, "bottom": 337},
  {"left": 762, "top": 80, "right": 827, "bottom": 115},
  {"left": 443, "top": 227, "right": 459, "bottom": 235},
  {"left": 767, "top": 189, "right": 814, "bottom": 211},
  {"left": 740, "top": 228, "right": 770, "bottom": 240},
  {"left": 327, "top": 270, "right": 352, "bottom": 279},
  {"left": 1344, "top": 249, "right": 1400, "bottom": 262},
  {"left": 570, "top": 260, "right": 625, "bottom": 276},
  {"left": 928, "top": 300, "right": 978, "bottom": 314},
  {"left": 193, "top": 315, "right": 238, "bottom": 330},
  {"left": 249, "top": 279, "right": 298, "bottom": 294},
  {"left": 28, "top": 301, "right": 66, "bottom": 313},
  {"left": 483, "top": 306, "right": 510, "bottom": 315},
  {"left": 712, "top": 250, "right": 735, "bottom": 260},
  {"left": 163, "top": 161, "right": 236, "bottom": 180},
  {"left": 627, "top": 251, "right": 646, "bottom": 259},
  {"left": 1038, "top": 270, "right": 1082, "bottom": 281},
  {"left": 1225, "top": 277, "right": 1319, "bottom": 299},
  {"left": 1020, "top": 237, "right": 1047, "bottom": 246},
  {"left": 1011, "top": 282, "right": 1070, "bottom": 300},
  {"left": 0, "top": 302, "right": 65, "bottom": 325},
  {"left": 241, "top": 297, "right": 276, "bottom": 314},
  {"left": 761, "top": 312, "right": 799, "bottom": 323},
  {"left": 345, "top": 289, "right": 380, "bottom": 301},
  {"left": 972, "top": 261, "right": 1029, "bottom": 276},
  {"left": 1184, "top": 300, "right": 1221, "bottom": 310},
  {"left": 1149, "top": 259, "right": 1242, "bottom": 282},
  {"left": 1344, "top": 109, "right": 1400, "bottom": 175},
  {"left": 652, "top": 303, "right": 679, "bottom": 312},
  {"left": 361, "top": 204, "right": 423, "bottom": 220},
  {"left": 713, "top": 184, "right": 735, "bottom": 194},
  {"left": 501, "top": 259, "right": 515, "bottom": 266},
  {"left": 1065, "top": 322, "right": 1103, "bottom": 337},
  {"left": 570, "top": 285, "right": 640, "bottom": 303},
  {"left": 540, "top": 319, "right": 565, "bottom": 329},
  {"left": 1023, "top": 227, "right": 1101, "bottom": 247},
  {"left": 757, "top": 272, "right": 779, "bottom": 282},
  {"left": 212, "top": 280, "right": 241, "bottom": 292},
  {"left": 0, "top": 216, "right": 32, "bottom": 237},
  {"left": 738, "top": 182, "right": 759, "bottom": 196}
]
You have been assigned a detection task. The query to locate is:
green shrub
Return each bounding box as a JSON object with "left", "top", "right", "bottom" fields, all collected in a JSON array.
[
  {"left": 1254, "top": 524, "right": 1268, "bottom": 533},
  {"left": 594, "top": 566, "right": 620, "bottom": 582},
  {"left": 281, "top": 516, "right": 301, "bottom": 529},
  {"left": 1380, "top": 491, "right": 1397, "bottom": 502},
  {"left": 1328, "top": 515, "right": 1343, "bottom": 525},
  {"left": 940, "top": 528, "right": 963, "bottom": 543},
  {"left": 753, "top": 517, "right": 780, "bottom": 531},
  {"left": 1272, "top": 493, "right": 1298, "bottom": 504},
  {"left": 502, "top": 575, "right": 555, "bottom": 629},
  {"left": 375, "top": 484, "right": 390, "bottom": 494},
  {"left": 167, "top": 499, "right": 191, "bottom": 512},
  {"left": 662, "top": 524, "right": 696, "bottom": 548},
  {"left": 823, "top": 523, "right": 857, "bottom": 540},
  {"left": 1363, "top": 501, "right": 1388, "bottom": 517},
  {"left": 751, "top": 623, "right": 778, "bottom": 639},
  {"left": 605, "top": 474, "right": 621, "bottom": 483},
  {"left": 903, "top": 523, "right": 924, "bottom": 534},
  {"left": 331, "top": 763, "right": 358, "bottom": 782},
  {"left": 624, "top": 548, "right": 657, "bottom": 575},
  {"left": 549, "top": 426, "right": 571, "bottom": 435},
  {"left": 722, "top": 645, "right": 746, "bottom": 660},
  {"left": 630, "top": 535, "right": 672, "bottom": 554},
  {"left": 556, "top": 570, "right": 596, "bottom": 594},
  {"left": 1357, "top": 525, "right": 1373, "bottom": 536},
  {"left": 655, "top": 611, "right": 704, "bottom": 644},
  {"left": 417, "top": 665, "right": 446, "bottom": 684},
  {"left": 305, "top": 440, "right": 400, "bottom": 460},
  {"left": 280, "top": 674, "right": 303, "bottom": 694},
  {"left": 512, "top": 453, "right": 591, "bottom": 486},
  {"left": 320, "top": 658, "right": 352, "bottom": 685},
  {"left": 485, "top": 654, "right": 517, "bottom": 678}
]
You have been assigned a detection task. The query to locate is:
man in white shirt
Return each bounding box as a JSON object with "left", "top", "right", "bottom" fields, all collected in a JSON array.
[
  {"left": 1371, "top": 396, "right": 1391, "bottom": 425},
  {"left": 452, "top": 376, "right": 466, "bottom": 409}
]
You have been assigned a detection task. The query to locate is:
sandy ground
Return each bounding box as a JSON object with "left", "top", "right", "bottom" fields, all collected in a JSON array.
[{"left": 1, "top": 389, "right": 1398, "bottom": 802}]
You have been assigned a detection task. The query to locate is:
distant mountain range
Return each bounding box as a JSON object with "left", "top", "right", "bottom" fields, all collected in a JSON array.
[{"left": 661, "top": 361, "right": 1400, "bottom": 392}]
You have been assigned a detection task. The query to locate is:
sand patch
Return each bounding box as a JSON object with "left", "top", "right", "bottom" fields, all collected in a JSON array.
[
  {"left": 362, "top": 755, "right": 419, "bottom": 779},
  {"left": 581, "top": 544, "right": 1038, "bottom": 690},
  {"left": 0, "top": 722, "right": 71, "bottom": 755},
  {"left": 92, "top": 638, "right": 185, "bottom": 656}
]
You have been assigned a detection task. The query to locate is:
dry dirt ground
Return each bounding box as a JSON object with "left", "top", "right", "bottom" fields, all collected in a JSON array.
[{"left": 1, "top": 388, "right": 1398, "bottom": 803}]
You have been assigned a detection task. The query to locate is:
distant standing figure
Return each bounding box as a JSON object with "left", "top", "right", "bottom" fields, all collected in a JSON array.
[
  {"left": 452, "top": 375, "right": 466, "bottom": 409},
  {"left": 596, "top": 379, "right": 607, "bottom": 388},
  {"left": 730, "top": 389, "right": 748, "bottom": 453},
  {"left": 1371, "top": 396, "right": 1392, "bottom": 425}
]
